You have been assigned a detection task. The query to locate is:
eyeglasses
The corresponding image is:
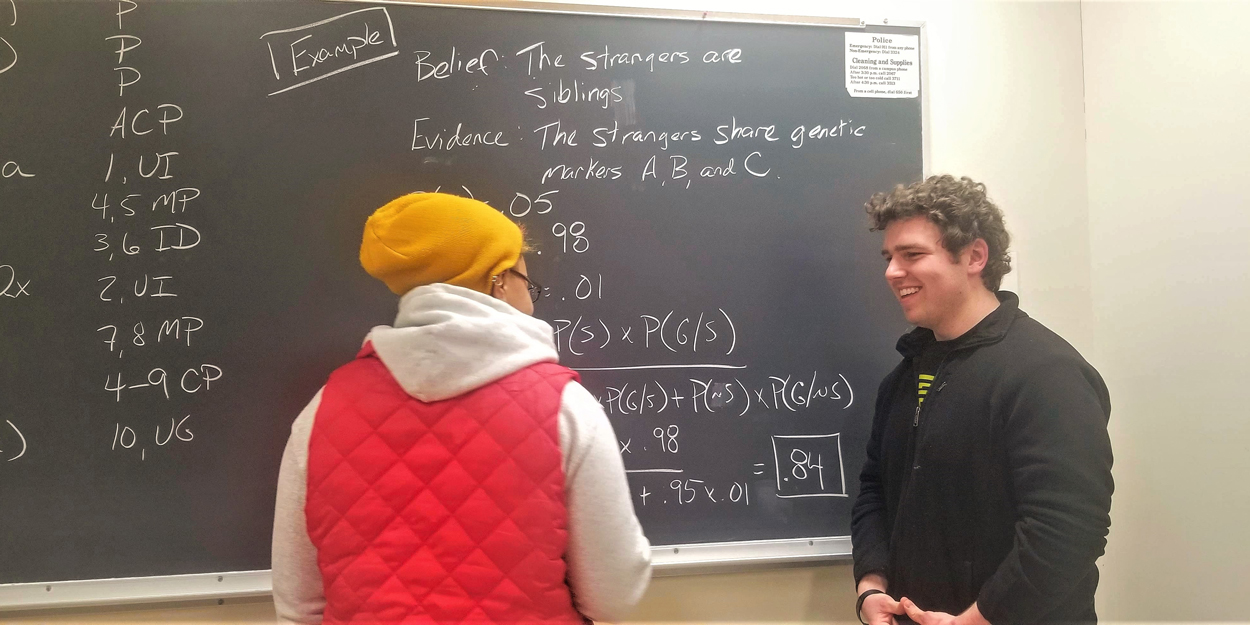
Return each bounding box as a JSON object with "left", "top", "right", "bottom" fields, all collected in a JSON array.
[{"left": 507, "top": 268, "right": 543, "bottom": 303}]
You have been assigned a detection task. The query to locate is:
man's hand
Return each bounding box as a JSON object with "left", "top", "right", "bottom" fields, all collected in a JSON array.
[
  {"left": 860, "top": 592, "right": 906, "bottom": 625},
  {"left": 899, "top": 598, "right": 991, "bottom": 625},
  {"left": 900, "top": 598, "right": 956, "bottom": 625}
]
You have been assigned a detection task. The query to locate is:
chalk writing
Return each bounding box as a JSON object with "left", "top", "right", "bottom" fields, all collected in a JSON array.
[
  {"left": 771, "top": 434, "right": 847, "bottom": 498},
  {"left": 109, "top": 105, "right": 184, "bottom": 138},
  {"left": 0, "top": 419, "right": 26, "bottom": 462},
  {"left": 1, "top": 1, "right": 15, "bottom": 76},
  {"left": 82, "top": 0, "right": 224, "bottom": 469},
  {"left": 630, "top": 477, "right": 750, "bottom": 507},
  {"left": 579, "top": 46, "right": 689, "bottom": 72},
  {"left": 713, "top": 117, "right": 780, "bottom": 145},
  {"left": 788, "top": 119, "right": 867, "bottom": 148},
  {"left": 411, "top": 118, "right": 510, "bottom": 150},
  {"left": 506, "top": 190, "right": 558, "bottom": 217},
  {"left": 595, "top": 371, "right": 854, "bottom": 417},
  {"left": 515, "top": 41, "right": 563, "bottom": 75},
  {"left": 541, "top": 158, "right": 622, "bottom": 184},
  {"left": 523, "top": 79, "right": 622, "bottom": 110},
  {"left": 0, "top": 264, "right": 30, "bottom": 298},
  {"left": 104, "top": 364, "right": 222, "bottom": 402},
  {"left": 550, "top": 221, "right": 588, "bottom": 253},
  {"left": 619, "top": 431, "right": 844, "bottom": 508},
  {"left": 93, "top": 224, "right": 201, "bottom": 259},
  {"left": 112, "top": 415, "right": 194, "bottom": 461},
  {"left": 97, "top": 316, "right": 205, "bottom": 356},
  {"left": 261, "top": 7, "right": 399, "bottom": 97},
  {"left": 413, "top": 46, "right": 498, "bottom": 81},
  {"left": 592, "top": 121, "right": 701, "bottom": 150},
  {"left": 90, "top": 188, "right": 201, "bottom": 222},
  {"left": 1, "top": 160, "right": 32, "bottom": 178},
  {"left": 552, "top": 308, "right": 737, "bottom": 357}
]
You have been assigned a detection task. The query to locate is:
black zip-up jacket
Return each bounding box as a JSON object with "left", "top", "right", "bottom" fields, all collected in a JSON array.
[{"left": 851, "top": 292, "right": 1113, "bottom": 624}]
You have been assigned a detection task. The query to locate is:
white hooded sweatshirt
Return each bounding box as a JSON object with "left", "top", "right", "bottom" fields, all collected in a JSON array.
[{"left": 272, "top": 284, "right": 652, "bottom": 623}]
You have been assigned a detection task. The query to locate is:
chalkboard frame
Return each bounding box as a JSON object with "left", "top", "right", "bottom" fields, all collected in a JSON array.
[
  {"left": 0, "top": 0, "right": 928, "bottom": 610},
  {"left": 0, "top": 537, "right": 864, "bottom": 610}
]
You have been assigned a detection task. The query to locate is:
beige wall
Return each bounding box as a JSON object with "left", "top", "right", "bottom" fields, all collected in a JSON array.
[
  {"left": 19, "top": 1, "right": 1250, "bottom": 623},
  {"left": 1081, "top": 2, "right": 1250, "bottom": 621}
]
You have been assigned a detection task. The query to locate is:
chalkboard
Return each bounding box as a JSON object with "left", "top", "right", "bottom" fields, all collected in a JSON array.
[{"left": 0, "top": 0, "right": 921, "bottom": 602}]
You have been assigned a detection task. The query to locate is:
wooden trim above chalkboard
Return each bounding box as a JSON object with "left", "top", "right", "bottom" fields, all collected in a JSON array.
[{"left": 340, "top": 0, "right": 867, "bottom": 28}]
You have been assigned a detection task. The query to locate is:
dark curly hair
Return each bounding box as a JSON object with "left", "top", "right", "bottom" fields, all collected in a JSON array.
[{"left": 864, "top": 174, "right": 1013, "bottom": 291}]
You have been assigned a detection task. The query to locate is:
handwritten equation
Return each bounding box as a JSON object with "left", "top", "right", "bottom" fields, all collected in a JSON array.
[
  {"left": 553, "top": 309, "right": 737, "bottom": 357},
  {"left": 595, "top": 371, "right": 853, "bottom": 417},
  {"left": 623, "top": 432, "right": 847, "bottom": 507}
]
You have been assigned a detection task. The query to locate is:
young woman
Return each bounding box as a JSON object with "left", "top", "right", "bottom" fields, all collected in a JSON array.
[{"left": 272, "top": 192, "right": 651, "bottom": 624}]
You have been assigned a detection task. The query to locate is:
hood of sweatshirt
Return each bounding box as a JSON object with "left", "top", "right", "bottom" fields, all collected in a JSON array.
[{"left": 366, "top": 283, "right": 560, "bottom": 402}]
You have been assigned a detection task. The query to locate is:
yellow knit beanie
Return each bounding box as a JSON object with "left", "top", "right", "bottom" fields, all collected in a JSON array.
[{"left": 360, "top": 192, "right": 522, "bottom": 295}]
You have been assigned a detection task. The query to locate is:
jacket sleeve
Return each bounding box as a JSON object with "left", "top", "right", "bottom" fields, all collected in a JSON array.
[
  {"left": 977, "top": 358, "right": 1114, "bottom": 624},
  {"left": 272, "top": 389, "right": 326, "bottom": 624},
  {"left": 851, "top": 371, "right": 899, "bottom": 585},
  {"left": 558, "top": 381, "right": 653, "bottom": 622}
]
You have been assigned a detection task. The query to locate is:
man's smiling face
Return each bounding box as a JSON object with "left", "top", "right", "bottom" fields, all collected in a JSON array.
[{"left": 881, "top": 216, "right": 977, "bottom": 332}]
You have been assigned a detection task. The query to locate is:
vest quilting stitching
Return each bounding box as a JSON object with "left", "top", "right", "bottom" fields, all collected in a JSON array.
[{"left": 306, "top": 354, "right": 583, "bottom": 624}]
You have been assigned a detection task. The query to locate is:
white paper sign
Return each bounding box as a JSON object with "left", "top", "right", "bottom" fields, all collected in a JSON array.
[{"left": 845, "top": 32, "right": 919, "bottom": 98}]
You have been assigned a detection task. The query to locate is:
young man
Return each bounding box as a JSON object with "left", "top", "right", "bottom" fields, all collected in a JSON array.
[{"left": 851, "top": 176, "right": 1113, "bottom": 625}]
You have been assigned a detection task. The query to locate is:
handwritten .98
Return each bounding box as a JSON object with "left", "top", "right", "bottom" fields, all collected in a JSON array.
[{"left": 551, "top": 221, "right": 588, "bottom": 253}]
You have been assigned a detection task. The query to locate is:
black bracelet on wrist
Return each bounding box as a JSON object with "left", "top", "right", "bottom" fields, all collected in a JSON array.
[{"left": 856, "top": 589, "right": 887, "bottom": 625}]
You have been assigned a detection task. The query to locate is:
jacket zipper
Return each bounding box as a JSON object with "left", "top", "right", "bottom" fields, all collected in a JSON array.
[
  {"left": 914, "top": 362, "right": 947, "bottom": 427},
  {"left": 910, "top": 359, "right": 949, "bottom": 468},
  {"left": 913, "top": 378, "right": 949, "bottom": 426}
]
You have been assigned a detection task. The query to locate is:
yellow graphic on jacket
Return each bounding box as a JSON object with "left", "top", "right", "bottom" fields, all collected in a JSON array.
[{"left": 918, "top": 374, "right": 935, "bottom": 405}]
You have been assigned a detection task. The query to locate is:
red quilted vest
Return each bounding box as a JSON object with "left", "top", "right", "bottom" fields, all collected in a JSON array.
[{"left": 305, "top": 344, "right": 585, "bottom": 624}]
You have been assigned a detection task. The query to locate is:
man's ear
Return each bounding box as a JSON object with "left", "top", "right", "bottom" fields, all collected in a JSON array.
[{"left": 964, "top": 239, "right": 989, "bottom": 277}]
